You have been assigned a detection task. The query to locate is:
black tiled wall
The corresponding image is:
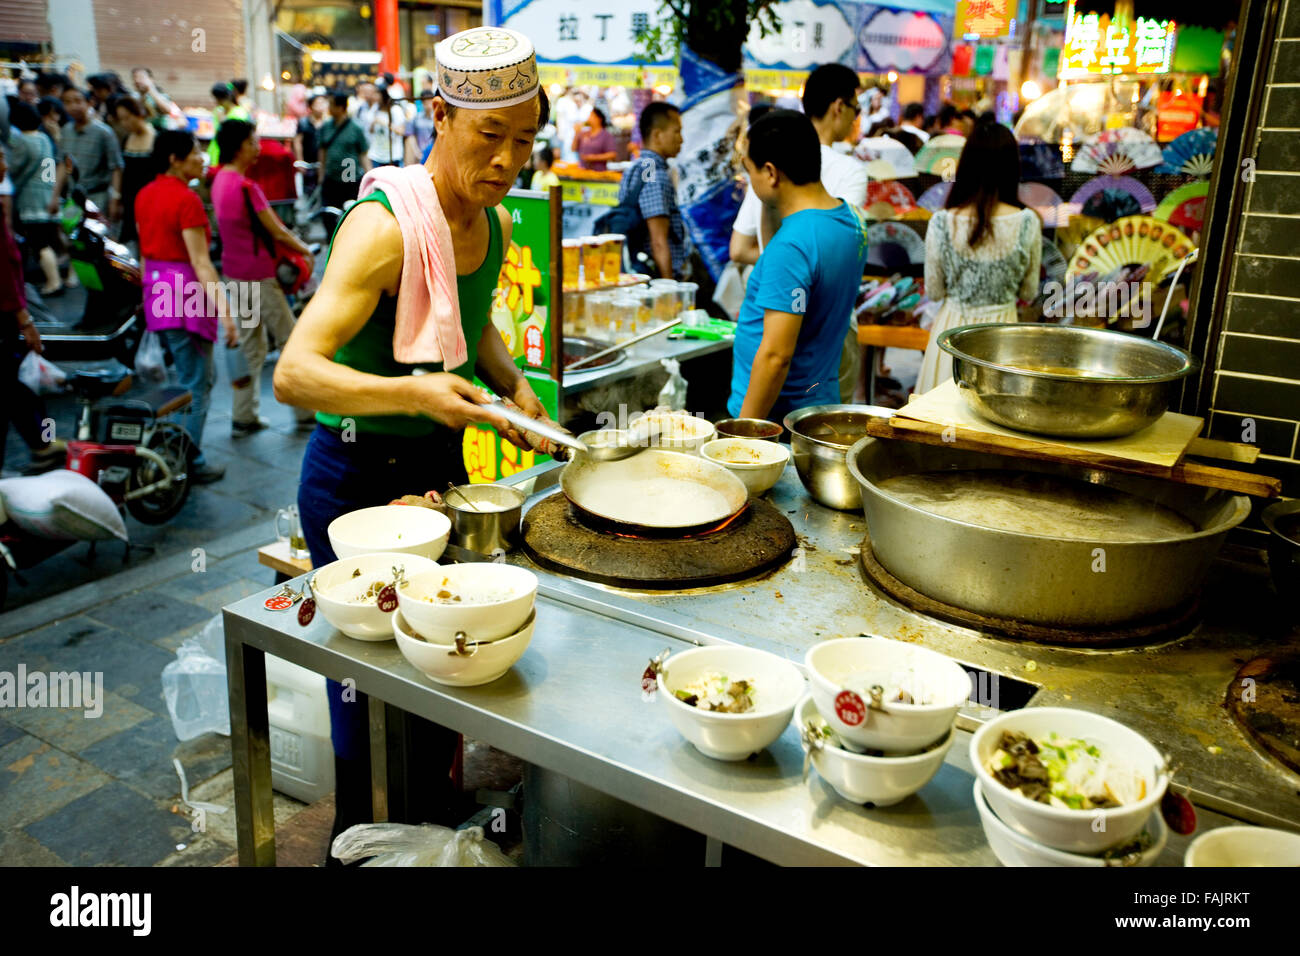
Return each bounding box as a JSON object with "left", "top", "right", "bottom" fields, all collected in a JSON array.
[{"left": 1211, "top": 0, "right": 1300, "bottom": 506}]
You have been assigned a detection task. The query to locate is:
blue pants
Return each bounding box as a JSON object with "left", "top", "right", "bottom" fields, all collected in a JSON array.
[
  {"left": 158, "top": 329, "right": 214, "bottom": 466},
  {"left": 297, "top": 423, "right": 466, "bottom": 829}
]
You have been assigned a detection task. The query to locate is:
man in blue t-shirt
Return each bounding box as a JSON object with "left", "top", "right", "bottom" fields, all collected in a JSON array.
[{"left": 727, "top": 108, "right": 869, "bottom": 422}]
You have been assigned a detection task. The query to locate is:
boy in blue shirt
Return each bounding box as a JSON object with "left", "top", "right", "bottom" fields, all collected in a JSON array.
[{"left": 728, "top": 109, "right": 869, "bottom": 421}]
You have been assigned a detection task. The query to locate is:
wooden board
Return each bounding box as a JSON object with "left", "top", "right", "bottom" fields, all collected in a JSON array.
[
  {"left": 897, "top": 380, "right": 1203, "bottom": 467},
  {"left": 258, "top": 541, "right": 313, "bottom": 577},
  {"left": 858, "top": 324, "right": 929, "bottom": 351}
]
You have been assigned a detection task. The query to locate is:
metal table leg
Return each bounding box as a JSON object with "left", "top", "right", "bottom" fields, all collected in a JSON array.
[
  {"left": 226, "top": 624, "right": 275, "bottom": 866},
  {"left": 369, "top": 696, "right": 390, "bottom": 823}
]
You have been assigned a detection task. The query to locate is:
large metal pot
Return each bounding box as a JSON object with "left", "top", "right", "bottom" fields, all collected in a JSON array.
[
  {"left": 783, "top": 405, "right": 878, "bottom": 511},
  {"left": 847, "top": 437, "right": 1250, "bottom": 627},
  {"left": 937, "top": 324, "right": 1196, "bottom": 439}
]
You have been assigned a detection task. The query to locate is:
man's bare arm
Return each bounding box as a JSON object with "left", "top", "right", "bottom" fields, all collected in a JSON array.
[
  {"left": 738, "top": 309, "right": 802, "bottom": 420},
  {"left": 647, "top": 215, "right": 673, "bottom": 279}
]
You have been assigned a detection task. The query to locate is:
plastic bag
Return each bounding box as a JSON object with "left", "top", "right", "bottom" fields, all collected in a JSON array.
[
  {"left": 134, "top": 331, "right": 168, "bottom": 386},
  {"left": 657, "top": 358, "right": 687, "bottom": 411},
  {"left": 331, "top": 824, "right": 514, "bottom": 867},
  {"left": 161, "top": 613, "right": 230, "bottom": 741},
  {"left": 225, "top": 341, "right": 252, "bottom": 388},
  {"left": 17, "top": 351, "right": 67, "bottom": 395}
]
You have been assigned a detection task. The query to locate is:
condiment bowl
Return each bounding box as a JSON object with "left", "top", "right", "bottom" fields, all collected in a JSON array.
[
  {"left": 784, "top": 405, "right": 877, "bottom": 510},
  {"left": 310, "top": 552, "right": 440, "bottom": 641},
  {"left": 975, "top": 782, "right": 1167, "bottom": 866},
  {"left": 445, "top": 483, "right": 525, "bottom": 555},
  {"left": 715, "top": 418, "right": 783, "bottom": 442},
  {"left": 1184, "top": 825, "right": 1300, "bottom": 866},
  {"left": 970, "top": 707, "right": 1169, "bottom": 854},
  {"left": 805, "top": 637, "right": 971, "bottom": 753},
  {"left": 634, "top": 410, "right": 716, "bottom": 456},
  {"left": 657, "top": 645, "right": 804, "bottom": 761},
  {"left": 327, "top": 505, "right": 450, "bottom": 561},
  {"left": 393, "top": 608, "right": 534, "bottom": 687},
  {"left": 798, "top": 695, "right": 951, "bottom": 806},
  {"left": 396, "top": 563, "right": 537, "bottom": 645},
  {"left": 700, "top": 438, "right": 790, "bottom": 496}
]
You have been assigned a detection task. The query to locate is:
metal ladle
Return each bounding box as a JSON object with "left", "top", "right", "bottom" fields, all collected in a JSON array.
[{"left": 445, "top": 483, "right": 482, "bottom": 513}]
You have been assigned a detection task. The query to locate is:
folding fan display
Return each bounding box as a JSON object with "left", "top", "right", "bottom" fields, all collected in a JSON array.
[
  {"left": 1069, "top": 175, "right": 1156, "bottom": 222},
  {"left": 917, "top": 181, "right": 951, "bottom": 212},
  {"left": 1056, "top": 214, "right": 1106, "bottom": 261},
  {"left": 1019, "top": 139, "right": 1065, "bottom": 180},
  {"left": 1018, "top": 182, "right": 1065, "bottom": 226},
  {"left": 1156, "top": 127, "right": 1218, "bottom": 177},
  {"left": 1071, "top": 128, "right": 1164, "bottom": 175},
  {"left": 1065, "top": 216, "right": 1195, "bottom": 284},
  {"left": 1040, "top": 238, "right": 1068, "bottom": 288},
  {"left": 865, "top": 180, "right": 917, "bottom": 214},
  {"left": 866, "top": 221, "right": 927, "bottom": 268},
  {"left": 914, "top": 133, "right": 966, "bottom": 175},
  {"left": 858, "top": 137, "right": 916, "bottom": 179},
  {"left": 1153, "top": 181, "right": 1209, "bottom": 232}
]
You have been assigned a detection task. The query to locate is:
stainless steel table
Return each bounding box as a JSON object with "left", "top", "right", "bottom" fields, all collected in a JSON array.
[{"left": 560, "top": 333, "right": 731, "bottom": 396}]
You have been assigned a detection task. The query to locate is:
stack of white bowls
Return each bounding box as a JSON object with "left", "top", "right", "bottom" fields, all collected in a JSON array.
[
  {"left": 393, "top": 564, "right": 539, "bottom": 686},
  {"left": 800, "top": 637, "right": 970, "bottom": 805},
  {"left": 970, "top": 707, "right": 1170, "bottom": 866}
]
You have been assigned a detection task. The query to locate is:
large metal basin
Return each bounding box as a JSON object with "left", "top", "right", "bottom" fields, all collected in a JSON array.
[
  {"left": 847, "top": 437, "right": 1250, "bottom": 628},
  {"left": 784, "top": 405, "right": 877, "bottom": 511},
  {"left": 937, "top": 324, "right": 1196, "bottom": 439}
]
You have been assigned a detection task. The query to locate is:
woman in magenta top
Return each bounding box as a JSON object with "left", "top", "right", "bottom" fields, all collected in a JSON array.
[
  {"left": 572, "top": 107, "right": 618, "bottom": 171},
  {"left": 210, "top": 119, "right": 315, "bottom": 436}
]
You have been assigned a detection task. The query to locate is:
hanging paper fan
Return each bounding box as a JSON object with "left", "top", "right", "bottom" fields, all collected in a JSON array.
[
  {"left": 1065, "top": 216, "right": 1195, "bottom": 284},
  {"left": 1019, "top": 139, "right": 1065, "bottom": 179},
  {"left": 899, "top": 207, "right": 932, "bottom": 222},
  {"left": 1019, "top": 182, "right": 1064, "bottom": 225},
  {"left": 1056, "top": 215, "right": 1107, "bottom": 261},
  {"left": 859, "top": 137, "right": 916, "bottom": 179},
  {"left": 1069, "top": 176, "right": 1156, "bottom": 222},
  {"left": 915, "top": 133, "right": 965, "bottom": 175},
  {"left": 866, "top": 221, "right": 926, "bottom": 267},
  {"left": 865, "top": 180, "right": 916, "bottom": 214},
  {"left": 1071, "top": 128, "right": 1163, "bottom": 174},
  {"left": 1153, "top": 181, "right": 1210, "bottom": 232},
  {"left": 1156, "top": 128, "right": 1218, "bottom": 177},
  {"left": 917, "top": 181, "right": 951, "bottom": 212},
  {"left": 1040, "top": 238, "right": 1068, "bottom": 289}
]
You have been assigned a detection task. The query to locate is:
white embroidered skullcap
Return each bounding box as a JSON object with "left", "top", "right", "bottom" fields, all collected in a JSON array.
[{"left": 435, "top": 27, "right": 539, "bottom": 110}]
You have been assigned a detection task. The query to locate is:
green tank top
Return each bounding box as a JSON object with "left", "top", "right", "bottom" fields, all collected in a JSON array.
[{"left": 315, "top": 190, "right": 502, "bottom": 436}]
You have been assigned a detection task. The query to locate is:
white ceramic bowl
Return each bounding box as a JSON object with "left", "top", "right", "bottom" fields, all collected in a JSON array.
[
  {"left": 797, "top": 695, "right": 951, "bottom": 806},
  {"left": 634, "top": 411, "right": 716, "bottom": 456},
  {"left": 657, "top": 645, "right": 804, "bottom": 761},
  {"left": 327, "top": 505, "right": 450, "bottom": 561},
  {"left": 971, "top": 706, "right": 1169, "bottom": 854},
  {"left": 700, "top": 438, "right": 790, "bottom": 496},
  {"left": 393, "top": 608, "right": 533, "bottom": 687},
  {"left": 310, "top": 552, "right": 440, "bottom": 641},
  {"left": 975, "top": 781, "right": 1166, "bottom": 866},
  {"left": 396, "top": 563, "right": 537, "bottom": 644},
  {"left": 1184, "top": 825, "right": 1300, "bottom": 866},
  {"left": 805, "top": 637, "right": 971, "bottom": 753}
]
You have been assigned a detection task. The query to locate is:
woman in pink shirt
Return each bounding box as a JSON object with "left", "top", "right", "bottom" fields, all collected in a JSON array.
[{"left": 210, "top": 119, "right": 316, "bottom": 435}]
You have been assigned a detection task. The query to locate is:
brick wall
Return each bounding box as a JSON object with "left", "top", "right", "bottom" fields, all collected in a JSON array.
[
  {"left": 92, "top": 0, "right": 244, "bottom": 109},
  {"left": 0, "top": 0, "right": 52, "bottom": 45},
  {"left": 1208, "top": 0, "right": 1300, "bottom": 506}
]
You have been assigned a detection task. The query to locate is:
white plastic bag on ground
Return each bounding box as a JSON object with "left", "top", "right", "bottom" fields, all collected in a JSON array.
[
  {"left": 162, "top": 613, "right": 230, "bottom": 740},
  {"left": 17, "top": 351, "right": 67, "bottom": 394},
  {"left": 134, "top": 331, "right": 168, "bottom": 385},
  {"left": 331, "top": 824, "right": 514, "bottom": 867},
  {"left": 657, "top": 358, "right": 687, "bottom": 410}
]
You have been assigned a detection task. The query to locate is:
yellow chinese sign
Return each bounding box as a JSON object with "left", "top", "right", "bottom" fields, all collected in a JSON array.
[
  {"left": 559, "top": 178, "right": 621, "bottom": 207},
  {"left": 1059, "top": 2, "right": 1176, "bottom": 77},
  {"left": 956, "top": 0, "right": 1012, "bottom": 39}
]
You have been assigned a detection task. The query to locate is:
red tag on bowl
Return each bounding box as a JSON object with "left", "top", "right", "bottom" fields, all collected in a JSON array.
[
  {"left": 377, "top": 585, "right": 398, "bottom": 613},
  {"left": 264, "top": 594, "right": 294, "bottom": 611},
  {"left": 297, "top": 597, "right": 316, "bottom": 626},
  {"left": 835, "top": 690, "right": 867, "bottom": 727},
  {"left": 1161, "top": 789, "right": 1197, "bottom": 835}
]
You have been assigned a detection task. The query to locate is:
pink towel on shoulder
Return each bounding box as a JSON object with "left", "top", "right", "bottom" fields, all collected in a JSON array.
[{"left": 357, "top": 164, "right": 468, "bottom": 369}]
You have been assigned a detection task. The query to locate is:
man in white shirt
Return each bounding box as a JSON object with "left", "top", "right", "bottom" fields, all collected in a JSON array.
[{"left": 899, "top": 103, "right": 930, "bottom": 143}]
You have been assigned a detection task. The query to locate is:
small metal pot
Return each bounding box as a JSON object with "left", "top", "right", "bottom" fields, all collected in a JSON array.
[
  {"left": 937, "top": 324, "right": 1197, "bottom": 439},
  {"left": 445, "top": 484, "right": 525, "bottom": 554},
  {"left": 783, "top": 405, "right": 877, "bottom": 510},
  {"left": 1262, "top": 499, "right": 1300, "bottom": 606},
  {"left": 715, "top": 418, "right": 783, "bottom": 442}
]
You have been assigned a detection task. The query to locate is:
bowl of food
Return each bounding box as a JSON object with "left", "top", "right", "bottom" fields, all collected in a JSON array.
[
  {"left": 310, "top": 552, "right": 440, "bottom": 641},
  {"left": 633, "top": 410, "right": 716, "bottom": 456},
  {"left": 396, "top": 563, "right": 537, "bottom": 645},
  {"left": 715, "top": 418, "right": 783, "bottom": 442},
  {"left": 656, "top": 645, "right": 804, "bottom": 761},
  {"left": 937, "top": 324, "right": 1197, "bottom": 439},
  {"left": 805, "top": 637, "right": 971, "bottom": 753},
  {"left": 1184, "top": 826, "right": 1300, "bottom": 867},
  {"left": 797, "top": 695, "right": 952, "bottom": 806},
  {"left": 975, "top": 781, "right": 1167, "bottom": 867},
  {"left": 393, "top": 607, "right": 534, "bottom": 687},
  {"left": 444, "top": 484, "right": 526, "bottom": 555},
  {"left": 971, "top": 707, "right": 1169, "bottom": 854},
  {"left": 783, "top": 405, "right": 877, "bottom": 510},
  {"left": 327, "top": 505, "right": 451, "bottom": 561},
  {"left": 700, "top": 438, "right": 790, "bottom": 496}
]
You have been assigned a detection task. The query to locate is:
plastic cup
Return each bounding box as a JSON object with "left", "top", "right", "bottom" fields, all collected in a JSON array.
[
  {"left": 650, "top": 279, "right": 679, "bottom": 320},
  {"left": 562, "top": 239, "right": 581, "bottom": 290},
  {"left": 586, "top": 291, "right": 612, "bottom": 334},
  {"left": 581, "top": 238, "right": 605, "bottom": 289},
  {"left": 563, "top": 290, "right": 583, "bottom": 336},
  {"left": 676, "top": 281, "right": 698, "bottom": 314},
  {"left": 599, "top": 234, "right": 624, "bottom": 284}
]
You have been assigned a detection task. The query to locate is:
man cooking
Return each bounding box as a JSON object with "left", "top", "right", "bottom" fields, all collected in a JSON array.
[{"left": 273, "top": 26, "right": 552, "bottom": 854}]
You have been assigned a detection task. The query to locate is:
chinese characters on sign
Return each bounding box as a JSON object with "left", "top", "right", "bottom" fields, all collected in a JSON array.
[
  {"left": 1059, "top": 3, "right": 1175, "bottom": 77},
  {"left": 956, "top": 0, "right": 1012, "bottom": 39}
]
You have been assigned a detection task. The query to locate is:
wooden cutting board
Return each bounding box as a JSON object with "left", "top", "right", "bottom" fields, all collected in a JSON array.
[{"left": 895, "top": 379, "right": 1204, "bottom": 468}]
